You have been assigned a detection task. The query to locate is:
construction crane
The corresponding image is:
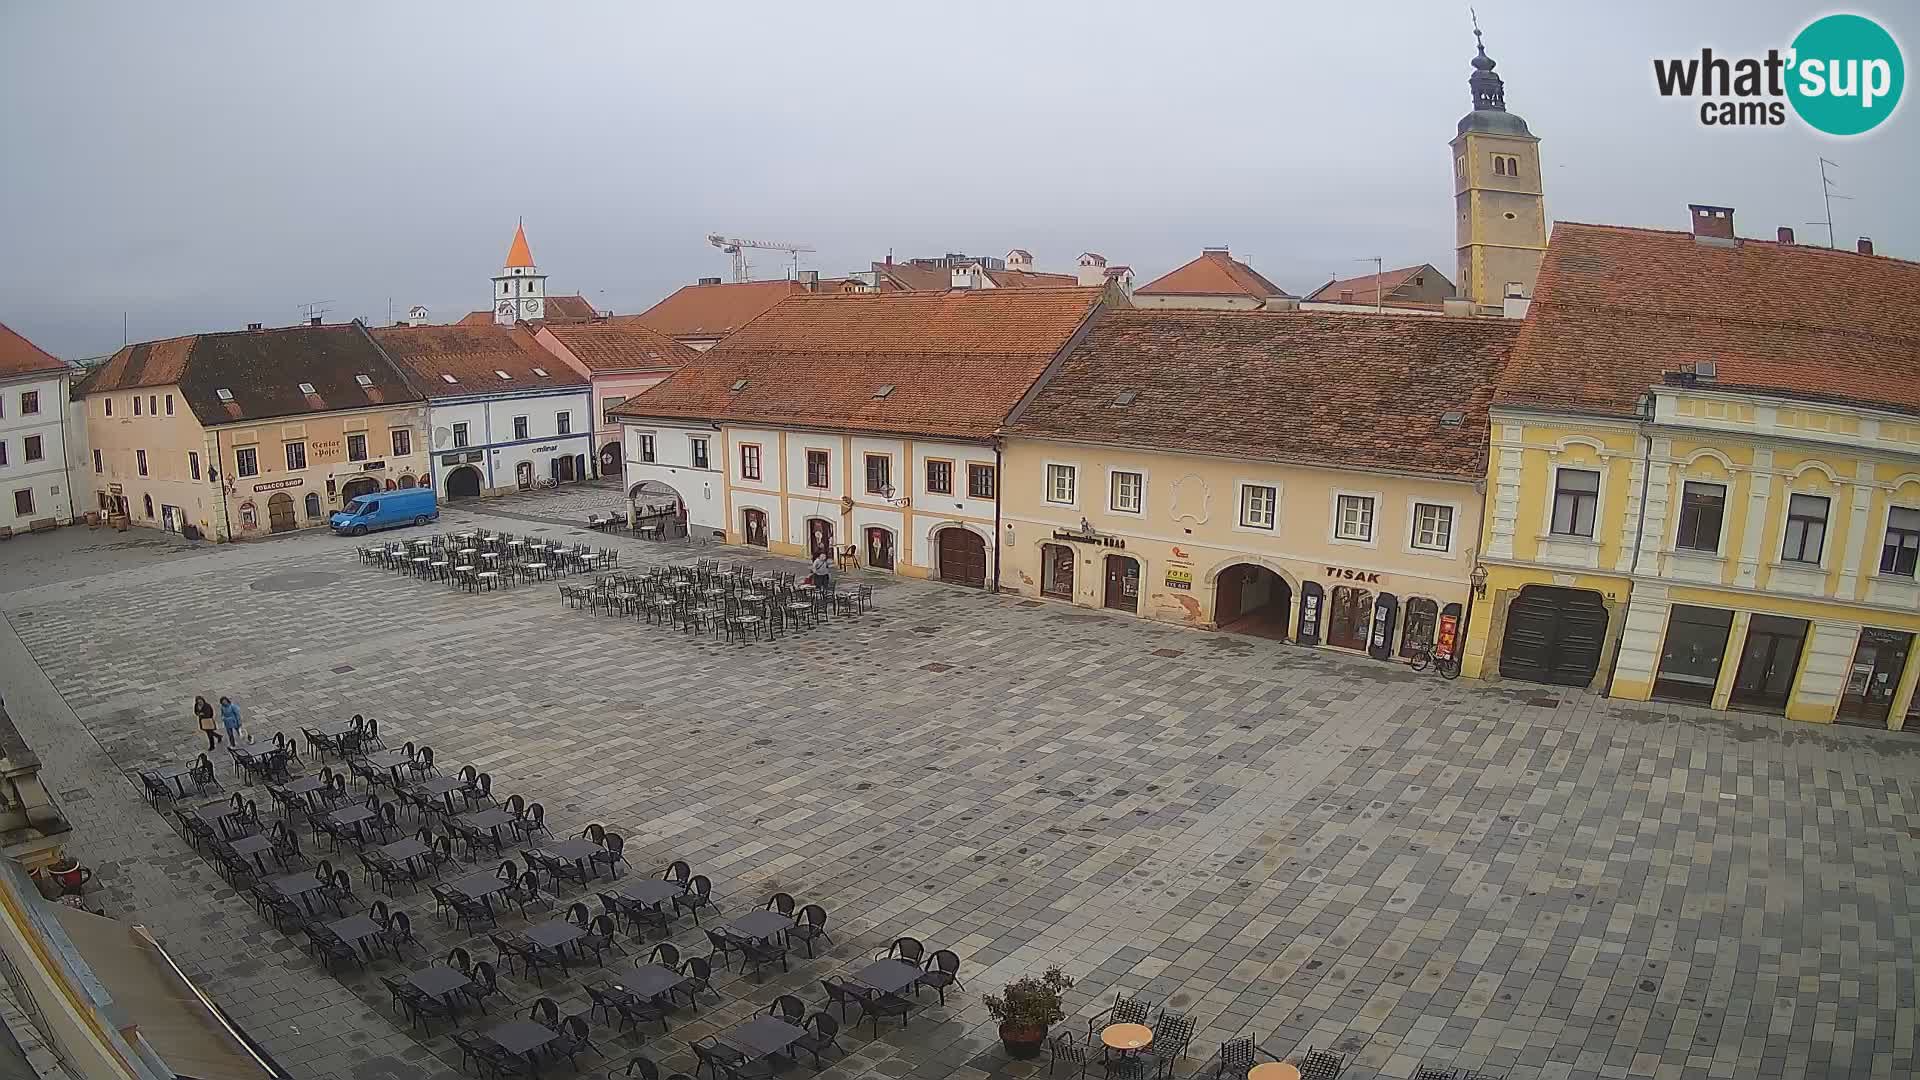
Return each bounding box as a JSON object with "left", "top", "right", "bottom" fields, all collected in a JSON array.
[{"left": 706, "top": 234, "right": 815, "bottom": 283}]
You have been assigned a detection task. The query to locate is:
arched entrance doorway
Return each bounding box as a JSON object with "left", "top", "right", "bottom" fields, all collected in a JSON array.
[
  {"left": 304, "top": 492, "right": 323, "bottom": 520},
  {"left": 865, "top": 527, "right": 896, "bottom": 571},
  {"left": 444, "top": 465, "right": 483, "bottom": 500},
  {"left": 599, "top": 441, "right": 623, "bottom": 477},
  {"left": 397, "top": 474, "right": 416, "bottom": 489},
  {"left": 743, "top": 508, "right": 769, "bottom": 547},
  {"left": 341, "top": 477, "right": 379, "bottom": 503},
  {"left": 1040, "top": 543, "right": 1075, "bottom": 600},
  {"left": 267, "top": 492, "right": 297, "bottom": 533},
  {"left": 1214, "top": 563, "right": 1292, "bottom": 639},
  {"left": 1103, "top": 554, "right": 1140, "bottom": 613},
  {"left": 629, "top": 480, "right": 685, "bottom": 539},
  {"left": 516, "top": 461, "right": 534, "bottom": 490},
  {"left": 936, "top": 527, "right": 987, "bottom": 588},
  {"left": 805, "top": 518, "right": 835, "bottom": 560}
]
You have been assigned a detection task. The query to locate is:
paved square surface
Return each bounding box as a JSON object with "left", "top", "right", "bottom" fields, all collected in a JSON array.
[{"left": 2, "top": 501, "right": 1917, "bottom": 1080}]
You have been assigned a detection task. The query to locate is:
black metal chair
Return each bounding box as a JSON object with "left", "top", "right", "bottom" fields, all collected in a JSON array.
[
  {"left": 920, "top": 948, "right": 963, "bottom": 1005},
  {"left": 787, "top": 903, "right": 831, "bottom": 958},
  {"left": 764, "top": 892, "right": 796, "bottom": 916},
  {"left": 860, "top": 990, "right": 912, "bottom": 1036},
  {"left": 673, "top": 874, "right": 716, "bottom": 924},
  {"left": 878, "top": 936, "right": 925, "bottom": 965},
  {"left": 1087, "top": 996, "right": 1154, "bottom": 1045},
  {"left": 1050, "top": 1031, "right": 1092, "bottom": 1078},
  {"left": 704, "top": 930, "right": 745, "bottom": 971},
  {"left": 819, "top": 978, "right": 865, "bottom": 1022},
  {"left": 1215, "top": 1037, "right": 1258, "bottom": 1080},
  {"left": 1296, "top": 1047, "right": 1346, "bottom": 1080},
  {"left": 791, "top": 1012, "right": 842, "bottom": 1069},
  {"left": 767, "top": 994, "right": 806, "bottom": 1024},
  {"left": 1144, "top": 1011, "right": 1194, "bottom": 1079},
  {"left": 592, "top": 831, "right": 630, "bottom": 878}
]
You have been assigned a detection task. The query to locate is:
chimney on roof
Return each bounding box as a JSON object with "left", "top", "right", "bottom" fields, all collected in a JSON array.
[
  {"left": 698, "top": 276, "right": 722, "bottom": 286},
  {"left": 1339, "top": 289, "right": 1355, "bottom": 304},
  {"left": 247, "top": 322, "right": 263, "bottom": 332},
  {"left": 1858, "top": 237, "right": 1874, "bottom": 256},
  {"left": 1502, "top": 282, "right": 1532, "bottom": 320},
  {"left": 1076, "top": 252, "right": 1108, "bottom": 287},
  {"left": 1442, "top": 298, "right": 1474, "bottom": 318},
  {"left": 1777, "top": 226, "right": 1795, "bottom": 245},
  {"left": 798, "top": 270, "right": 820, "bottom": 292},
  {"left": 308, "top": 315, "right": 322, "bottom": 326},
  {"left": 1688, "top": 204, "right": 1737, "bottom": 246}
]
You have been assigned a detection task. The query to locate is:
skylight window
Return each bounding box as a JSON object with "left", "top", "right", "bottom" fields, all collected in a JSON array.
[
  {"left": 872, "top": 384, "right": 895, "bottom": 399},
  {"left": 731, "top": 379, "right": 749, "bottom": 392},
  {"left": 215, "top": 388, "right": 234, "bottom": 402},
  {"left": 355, "top": 374, "right": 373, "bottom": 387},
  {"left": 297, "top": 382, "right": 316, "bottom": 395},
  {"left": 532, "top": 367, "right": 549, "bottom": 377},
  {"left": 1113, "top": 390, "right": 1137, "bottom": 406},
  {"left": 495, "top": 370, "right": 512, "bottom": 380},
  {"left": 441, "top": 374, "right": 458, "bottom": 384},
  {"left": 1440, "top": 410, "right": 1465, "bottom": 426}
]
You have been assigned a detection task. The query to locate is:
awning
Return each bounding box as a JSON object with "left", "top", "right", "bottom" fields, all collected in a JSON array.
[{"left": 54, "top": 907, "right": 285, "bottom": 1079}]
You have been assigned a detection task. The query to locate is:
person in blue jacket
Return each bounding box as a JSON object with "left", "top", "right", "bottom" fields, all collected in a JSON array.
[{"left": 218, "top": 696, "right": 242, "bottom": 747}]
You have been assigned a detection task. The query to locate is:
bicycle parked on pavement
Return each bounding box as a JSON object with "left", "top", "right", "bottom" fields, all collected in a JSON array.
[{"left": 1407, "top": 640, "right": 1461, "bottom": 679}]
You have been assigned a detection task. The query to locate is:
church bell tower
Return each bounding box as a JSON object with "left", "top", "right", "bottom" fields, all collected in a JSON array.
[
  {"left": 1450, "top": 24, "right": 1547, "bottom": 312},
  {"left": 492, "top": 220, "right": 546, "bottom": 325}
]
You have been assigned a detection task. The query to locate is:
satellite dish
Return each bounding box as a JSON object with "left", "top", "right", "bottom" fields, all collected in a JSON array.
[{"left": 432, "top": 426, "right": 452, "bottom": 449}]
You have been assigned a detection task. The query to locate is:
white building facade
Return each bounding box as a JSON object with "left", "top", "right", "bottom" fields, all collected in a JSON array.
[
  {"left": 0, "top": 366, "right": 76, "bottom": 533},
  {"left": 425, "top": 387, "right": 594, "bottom": 498}
]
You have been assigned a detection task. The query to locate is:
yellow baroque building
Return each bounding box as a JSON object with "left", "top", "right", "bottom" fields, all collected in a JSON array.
[{"left": 1463, "top": 208, "right": 1920, "bottom": 730}]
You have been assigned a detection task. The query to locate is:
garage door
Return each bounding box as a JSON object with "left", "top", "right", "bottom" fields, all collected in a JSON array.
[
  {"left": 937, "top": 528, "right": 987, "bottom": 588},
  {"left": 1499, "top": 585, "right": 1608, "bottom": 686}
]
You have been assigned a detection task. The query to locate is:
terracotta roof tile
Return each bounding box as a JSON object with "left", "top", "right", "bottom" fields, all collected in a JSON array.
[
  {"left": 1306, "top": 264, "right": 1441, "bottom": 304},
  {"left": 540, "top": 321, "right": 701, "bottom": 374},
  {"left": 1499, "top": 222, "right": 1920, "bottom": 418},
  {"left": 0, "top": 321, "right": 67, "bottom": 378},
  {"left": 632, "top": 280, "right": 799, "bottom": 341},
  {"left": 1136, "top": 249, "right": 1295, "bottom": 299},
  {"left": 1008, "top": 310, "right": 1517, "bottom": 479},
  {"left": 371, "top": 323, "right": 587, "bottom": 396},
  {"left": 615, "top": 287, "right": 1105, "bottom": 440},
  {"left": 83, "top": 335, "right": 197, "bottom": 395}
]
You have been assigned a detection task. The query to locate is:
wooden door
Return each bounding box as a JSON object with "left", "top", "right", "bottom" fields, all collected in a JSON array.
[
  {"left": 267, "top": 493, "right": 297, "bottom": 533},
  {"left": 937, "top": 529, "right": 986, "bottom": 587},
  {"left": 1103, "top": 555, "right": 1139, "bottom": 612},
  {"left": 743, "top": 508, "right": 768, "bottom": 547},
  {"left": 1729, "top": 615, "right": 1809, "bottom": 712},
  {"left": 1498, "top": 586, "right": 1609, "bottom": 686}
]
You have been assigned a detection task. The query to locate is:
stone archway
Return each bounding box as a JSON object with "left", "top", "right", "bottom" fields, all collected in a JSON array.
[
  {"left": 340, "top": 477, "right": 380, "bottom": 503},
  {"left": 1213, "top": 562, "right": 1294, "bottom": 639},
  {"left": 628, "top": 479, "right": 685, "bottom": 539},
  {"left": 599, "top": 441, "right": 623, "bottom": 477},
  {"left": 444, "top": 465, "right": 483, "bottom": 500}
]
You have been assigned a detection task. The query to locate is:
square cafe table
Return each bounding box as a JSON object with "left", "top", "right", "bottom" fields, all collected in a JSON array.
[
  {"left": 535, "top": 838, "right": 600, "bottom": 880},
  {"left": 855, "top": 959, "right": 923, "bottom": 995},
  {"left": 447, "top": 869, "right": 512, "bottom": 915},
  {"left": 726, "top": 910, "right": 794, "bottom": 942},
  {"left": 153, "top": 762, "right": 199, "bottom": 797},
  {"left": 487, "top": 1019, "right": 558, "bottom": 1058},
  {"left": 612, "top": 962, "right": 686, "bottom": 1000},
  {"left": 617, "top": 878, "right": 682, "bottom": 905},
  {"left": 275, "top": 774, "right": 326, "bottom": 798},
  {"left": 327, "top": 804, "right": 376, "bottom": 843},
  {"left": 408, "top": 964, "right": 473, "bottom": 1005},
  {"left": 362, "top": 748, "right": 413, "bottom": 785},
  {"left": 327, "top": 913, "right": 386, "bottom": 961},
  {"left": 269, "top": 870, "right": 328, "bottom": 913},
  {"left": 524, "top": 918, "right": 584, "bottom": 956},
  {"left": 378, "top": 836, "right": 431, "bottom": 875},
  {"left": 411, "top": 775, "right": 465, "bottom": 814},
  {"left": 228, "top": 833, "right": 275, "bottom": 874},
  {"left": 724, "top": 1015, "right": 805, "bottom": 1059},
  {"left": 455, "top": 808, "right": 515, "bottom": 851}
]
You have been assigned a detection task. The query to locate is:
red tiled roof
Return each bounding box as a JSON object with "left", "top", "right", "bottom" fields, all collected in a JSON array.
[
  {"left": 80, "top": 335, "right": 196, "bottom": 395},
  {"left": 540, "top": 321, "right": 701, "bottom": 374},
  {"left": 456, "top": 294, "right": 599, "bottom": 327},
  {"left": 1136, "top": 249, "right": 1294, "bottom": 299},
  {"left": 987, "top": 268, "right": 1079, "bottom": 288},
  {"left": 1499, "top": 222, "right": 1920, "bottom": 418},
  {"left": 614, "top": 287, "right": 1106, "bottom": 440},
  {"left": 371, "top": 323, "right": 587, "bottom": 396},
  {"left": 1008, "top": 309, "right": 1517, "bottom": 479},
  {"left": 0, "top": 321, "right": 66, "bottom": 378},
  {"left": 1306, "top": 264, "right": 1440, "bottom": 304},
  {"left": 632, "top": 280, "right": 800, "bottom": 341}
]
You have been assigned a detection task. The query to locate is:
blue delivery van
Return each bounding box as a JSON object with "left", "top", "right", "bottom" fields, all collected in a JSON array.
[{"left": 330, "top": 487, "right": 438, "bottom": 535}]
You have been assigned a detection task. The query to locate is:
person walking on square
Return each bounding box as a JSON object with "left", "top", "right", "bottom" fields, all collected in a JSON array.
[
  {"left": 810, "top": 551, "right": 831, "bottom": 591},
  {"left": 218, "top": 696, "right": 242, "bottom": 748},
  {"left": 193, "top": 695, "right": 218, "bottom": 751}
]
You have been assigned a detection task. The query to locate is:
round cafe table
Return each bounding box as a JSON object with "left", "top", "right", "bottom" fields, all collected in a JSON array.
[
  {"left": 1101, "top": 1024, "right": 1153, "bottom": 1052},
  {"left": 1246, "top": 1064, "right": 1300, "bottom": 1080}
]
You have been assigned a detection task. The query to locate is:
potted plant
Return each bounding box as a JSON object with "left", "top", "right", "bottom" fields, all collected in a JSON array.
[{"left": 985, "top": 966, "right": 1074, "bottom": 1059}]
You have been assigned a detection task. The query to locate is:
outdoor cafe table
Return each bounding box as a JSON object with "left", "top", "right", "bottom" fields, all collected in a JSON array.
[
  {"left": 854, "top": 959, "right": 923, "bottom": 995},
  {"left": 377, "top": 836, "right": 431, "bottom": 876},
  {"left": 152, "top": 762, "right": 199, "bottom": 797},
  {"left": 326, "top": 804, "right": 377, "bottom": 843},
  {"left": 532, "top": 838, "right": 600, "bottom": 881},
  {"left": 615, "top": 878, "right": 681, "bottom": 905},
  {"left": 273, "top": 774, "right": 326, "bottom": 804},
  {"left": 1101, "top": 1024, "right": 1153, "bottom": 1053},
  {"left": 362, "top": 748, "right": 414, "bottom": 785},
  {"left": 455, "top": 808, "right": 515, "bottom": 849},
  {"left": 724, "top": 1015, "right": 806, "bottom": 1060},
  {"left": 327, "top": 913, "right": 386, "bottom": 962},
  {"left": 447, "top": 869, "right": 513, "bottom": 916},
  {"left": 191, "top": 802, "right": 247, "bottom": 840},
  {"left": 523, "top": 919, "right": 584, "bottom": 966},
  {"left": 725, "top": 910, "right": 794, "bottom": 943},
  {"left": 1246, "top": 1065, "right": 1301, "bottom": 1080},
  {"left": 269, "top": 870, "right": 329, "bottom": 914},
  {"left": 411, "top": 775, "right": 465, "bottom": 814},
  {"left": 611, "top": 962, "right": 686, "bottom": 1001},
  {"left": 486, "top": 1019, "right": 558, "bottom": 1062},
  {"left": 228, "top": 833, "right": 275, "bottom": 874},
  {"left": 408, "top": 964, "right": 474, "bottom": 1007}
]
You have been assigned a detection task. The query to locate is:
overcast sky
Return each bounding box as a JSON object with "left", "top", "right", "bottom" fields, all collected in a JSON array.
[{"left": 3, "top": 1, "right": 1914, "bottom": 359}]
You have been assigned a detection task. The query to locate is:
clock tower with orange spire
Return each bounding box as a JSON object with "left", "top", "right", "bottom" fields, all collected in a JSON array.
[{"left": 492, "top": 220, "right": 546, "bottom": 325}]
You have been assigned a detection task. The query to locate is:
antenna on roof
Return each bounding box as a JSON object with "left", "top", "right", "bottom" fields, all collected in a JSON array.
[
  {"left": 1807, "top": 157, "right": 1851, "bottom": 249},
  {"left": 297, "top": 300, "right": 334, "bottom": 327},
  {"left": 1354, "top": 256, "right": 1384, "bottom": 315}
]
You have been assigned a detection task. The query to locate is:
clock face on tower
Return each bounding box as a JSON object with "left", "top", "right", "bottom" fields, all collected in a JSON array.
[
  {"left": 496, "top": 300, "right": 515, "bottom": 317},
  {"left": 520, "top": 298, "right": 541, "bottom": 316}
]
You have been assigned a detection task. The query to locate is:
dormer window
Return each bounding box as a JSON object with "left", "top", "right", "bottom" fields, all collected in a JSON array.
[
  {"left": 355, "top": 374, "right": 373, "bottom": 387},
  {"left": 215, "top": 388, "right": 234, "bottom": 402},
  {"left": 440, "top": 374, "right": 457, "bottom": 384},
  {"left": 297, "top": 382, "right": 316, "bottom": 395}
]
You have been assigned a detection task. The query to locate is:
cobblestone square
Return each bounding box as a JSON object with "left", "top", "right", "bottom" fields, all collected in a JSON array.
[{"left": 1, "top": 502, "right": 1915, "bottom": 1080}]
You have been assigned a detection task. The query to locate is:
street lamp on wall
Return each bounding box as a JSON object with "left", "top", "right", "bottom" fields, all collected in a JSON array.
[{"left": 1470, "top": 564, "right": 1489, "bottom": 598}]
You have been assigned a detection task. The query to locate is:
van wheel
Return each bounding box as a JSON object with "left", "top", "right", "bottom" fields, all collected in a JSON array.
[
  {"left": 352, "top": 525, "right": 368, "bottom": 536},
  {"left": 414, "top": 515, "right": 428, "bottom": 527}
]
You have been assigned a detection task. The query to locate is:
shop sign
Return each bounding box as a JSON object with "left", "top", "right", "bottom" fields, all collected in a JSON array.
[
  {"left": 534, "top": 444, "right": 557, "bottom": 453},
  {"left": 1165, "top": 566, "right": 1193, "bottom": 590},
  {"left": 362, "top": 460, "right": 386, "bottom": 471},
  {"left": 1435, "top": 613, "right": 1460, "bottom": 661},
  {"left": 108, "top": 482, "right": 123, "bottom": 495},
  {"left": 440, "top": 453, "right": 463, "bottom": 466},
  {"left": 1052, "top": 528, "right": 1125, "bottom": 549},
  {"left": 252, "top": 478, "right": 302, "bottom": 492},
  {"left": 1324, "top": 565, "right": 1382, "bottom": 584},
  {"left": 311, "top": 439, "right": 343, "bottom": 461}
]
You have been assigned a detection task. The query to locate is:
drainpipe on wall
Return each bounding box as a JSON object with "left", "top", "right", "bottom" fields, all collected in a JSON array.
[
  {"left": 1603, "top": 393, "right": 1657, "bottom": 695},
  {"left": 991, "top": 439, "right": 1004, "bottom": 594},
  {"left": 58, "top": 375, "right": 77, "bottom": 522},
  {"left": 213, "top": 430, "right": 232, "bottom": 542}
]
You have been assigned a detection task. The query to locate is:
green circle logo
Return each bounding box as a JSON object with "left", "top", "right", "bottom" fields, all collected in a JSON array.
[{"left": 1788, "top": 14, "right": 1904, "bottom": 135}]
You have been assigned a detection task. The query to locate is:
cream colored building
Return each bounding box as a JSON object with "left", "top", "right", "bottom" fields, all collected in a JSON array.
[
  {"left": 1002, "top": 309, "right": 1515, "bottom": 661},
  {"left": 79, "top": 322, "right": 429, "bottom": 540}
]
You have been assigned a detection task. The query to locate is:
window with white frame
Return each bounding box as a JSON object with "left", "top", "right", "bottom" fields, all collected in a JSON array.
[
  {"left": 1110, "top": 470, "right": 1143, "bottom": 514},
  {"left": 1240, "top": 484, "right": 1276, "bottom": 529},
  {"left": 1782, "top": 493, "right": 1829, "bottom": 565},
  {"left": 690, "top": 437, "right": 709, "bottom": 469},
  {"left": 1045, "top": 463, "right": 1076, "bottom": 505},
  {"left": 1882, "top": 506, "right": 1920, "bottom": 578},
  {"left": 391, "top": 429, "right": 411, "bottom": 456},
  {"left": 285, "top": 441, "right": 306, "bottom": 470},
  {"left": 1336, "top": 494, "right": 1375, "bottom": 541},
  {"left": 638, "top": 433, "right": 657, "bottom": 463},
  {"left": 235, "top": 446, "right": 258, "bottom": 478},
  {"left": 1411, "top": 502, "right": 1453, "bottom": 551},
  {"left": 740, "top": 443, "right": 762, "bottom": 480},
  {"left": 1550, "top": 468, "right": 1601, "bottom": 537},
  {"left": 452, "top": 423, "right": 470, "bottom": 449},
  {"left": 346, "top": 433, "right": 368, "bottom": 462}
]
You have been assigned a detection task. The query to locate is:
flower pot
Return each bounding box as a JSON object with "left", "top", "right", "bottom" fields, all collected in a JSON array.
[
  {"left": 999, "top": 1022, "right": 1048, "bottom": 1059},
  {"left": 48, "top": 859, "right": 92, "bottom": 894}
]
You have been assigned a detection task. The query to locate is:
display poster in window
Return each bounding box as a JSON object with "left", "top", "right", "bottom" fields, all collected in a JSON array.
[
  {"left": 1164, "top": 565, "right": 1193, "bottom": 590},
  {"left": 1435, "top": 614, "right": 1460, "bottom": 661}
]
